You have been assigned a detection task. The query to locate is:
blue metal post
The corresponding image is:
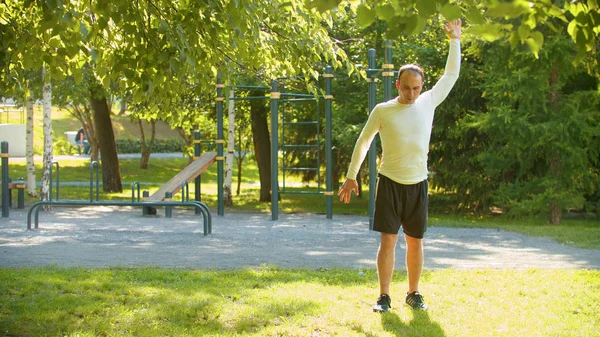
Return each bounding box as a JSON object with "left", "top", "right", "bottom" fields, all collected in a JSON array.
[
  {"left": 367, "top": 49, "right": 377, "bottom": 230},
  {"left": 165, "top": 191, "right": 173, "bottom": 218},
  {"left": 216, "top": 81, "right": 225, "bottom": 216},
  {"left": 324, "top": 66, "right": 334, "bottom": 219},
  {"left": 270, "top": 80, "right": 280, "bottom": 220},
  {"left": 194, "top": 130, "right": 202, "bottom": 213},
  {"left": 1, "top": 142, "right": 9, "bottom": 217}
]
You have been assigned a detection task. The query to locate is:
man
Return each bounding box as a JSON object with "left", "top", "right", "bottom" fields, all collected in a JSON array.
[{"left": 338, "top": 19, "right": 462, "bottom": 312}]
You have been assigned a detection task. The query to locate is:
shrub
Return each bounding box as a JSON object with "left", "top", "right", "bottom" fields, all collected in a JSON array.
[{"left": 116, "top": 138, "right": 185, "bottom": 154}]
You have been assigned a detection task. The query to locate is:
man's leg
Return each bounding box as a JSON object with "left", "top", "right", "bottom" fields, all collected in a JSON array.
[
  {"left": 377, "top": 232, "right": 398, "bottom": 295},
  {"left": 405, "top": 234, "right": 423, "bottom": 293}
]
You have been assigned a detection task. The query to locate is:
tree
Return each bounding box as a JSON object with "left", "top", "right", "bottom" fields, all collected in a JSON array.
[
  {"left": 2, "top": 0, "right": 349, "bottom": 194},
  {"left": 311, "top": 0, "right": 599, "bottom": 63}
]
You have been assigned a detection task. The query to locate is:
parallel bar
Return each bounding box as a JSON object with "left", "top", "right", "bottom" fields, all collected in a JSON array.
[{"left": 27, "top": 200, "right": 212, "bottom": 235}]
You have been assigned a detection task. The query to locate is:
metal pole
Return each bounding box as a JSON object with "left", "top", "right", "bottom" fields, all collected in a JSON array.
[
  {"left": 270, "top": 80, "right": 280, "bottom": 220},
  {"left": 1, "top": 142, "right": 9, "bottom": 217},
  {"left": 165, "top": 191, "right": 172, "bottom": 218},
  {"left": 194, "top": 130, "right": 202, "bottom": 214},
  {"left": 367, "top": 49, "right": 377, "bottom": 230},
  {"left": 325, "top": 66, "right": 334, "bottom": 219},
  {"left": 216, "top": 80, "right": 225, "bottom": 216}
]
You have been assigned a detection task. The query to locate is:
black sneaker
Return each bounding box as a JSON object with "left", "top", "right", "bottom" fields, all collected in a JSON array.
[
  {"left": 405, "top": 291, "right": 428, "bottom": 310},
  {"left": 373, "top": 294, "right": 392, "bottom": 313}
]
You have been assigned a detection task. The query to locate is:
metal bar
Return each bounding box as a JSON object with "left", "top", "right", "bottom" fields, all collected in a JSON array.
[
  {"left": 231, "top": 85, "right": 270, "bottom": 90},
  {"left": 281, "top": 98, "right": 317, "bottom": 102},
  {"left": 270, "top": 79, "right": 279, "bottom": 220},
  {"left": 27, "top": 200, "right": 212, "bottom": 236},
  {"left": 283, "top": 167, "right": 318, "bottom": 171},
  {"left": 283, "top": 121, "right": 318, "bottom": 125},
  {"left": 1, "top": 142, "right": 8, "bottom": 217},
  {"left": 52, "top": 162, "right": 59, "bottom": 200},
  {"left": 131, "top": 181, "right": 140, "bottom": 202},
  {"left": 216, "top": 78, "right": 224, "bottom": 216},
  {"left": 282, "top": 144, "right": 319, "bottom": 149},
  {"left": 226, "top": 96, "right": 270, "bottom": 101},
  {"left": 280, "top": 190, "right": 323, "bottom": 195},
  {"left": 325, "top": 65, "right": 333, "bottom": 219},
  {"left": 368, "top": 48, "right": 378, "bottom": 230},
  {"left": 194, "top": 130, "right": 202, "bottom": 213}
]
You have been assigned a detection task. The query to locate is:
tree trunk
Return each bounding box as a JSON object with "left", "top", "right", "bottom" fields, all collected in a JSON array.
[
  {"left": 250, "top": 89, "right": 271, "bottom": 202},
  {"left": 25, "top": 90, "right": 37, "bottom": 197},
  {"left": 40, "top": 69, "right": 53, "bottom": 204},
  {"left": 119, "top": 98, "right": 127, "bottom": 116},
  {"left": 90, "top": 87, "right": 122, "bottom": 192},
  {"left": 236, "top": 125, "right": 245, "bottom": 196},
  {"left": 548, "top": 64, "right": 561, "bottom": 225},
  {"left": 138, "top": 118, "right": 156, "bottom": 169},
  {"left": 224, "top": 88, "right": 235, "bottom": 206}
]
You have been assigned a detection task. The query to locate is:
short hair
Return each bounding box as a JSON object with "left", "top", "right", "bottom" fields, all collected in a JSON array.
[{"left": 398, "top": 64, "right": 425, "bottom": 83}]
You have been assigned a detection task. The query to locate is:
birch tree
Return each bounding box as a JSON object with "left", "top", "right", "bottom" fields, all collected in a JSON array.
[
  {"left": 25, "top": 90, "right": 36, "bottom": 196},
  {"left": 224, "top": 88, "right": 235, "bottom": 206},
  {"left": 39, "top": 68, "right": 53, "bottom": 203}
]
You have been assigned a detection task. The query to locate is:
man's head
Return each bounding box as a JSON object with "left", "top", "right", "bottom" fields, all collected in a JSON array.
[{"left": 396, "top": 64, "right": 424, "bottom": 104}]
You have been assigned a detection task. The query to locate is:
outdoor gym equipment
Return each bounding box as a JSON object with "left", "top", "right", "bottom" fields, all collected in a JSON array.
[
  {"left": 215, "top": 66, "right": 334, "bottom": 221},
  {"left": 27, "top": 160, "right": 212, "bottom": 235},
  {"left": 365, "top": 40, "right": 402, "bottom": 229},
  {"left": 1, "top": 141, "right": 27, "bottom": 218}
]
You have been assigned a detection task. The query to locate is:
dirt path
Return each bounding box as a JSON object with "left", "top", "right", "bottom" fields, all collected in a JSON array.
[{"left": 1, "top": 207, "right": 598, "bottom": 269}]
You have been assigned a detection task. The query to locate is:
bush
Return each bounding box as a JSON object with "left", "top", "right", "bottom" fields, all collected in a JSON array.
[{"left": 116, "top": 138, "right": 185, "bottom": 154}]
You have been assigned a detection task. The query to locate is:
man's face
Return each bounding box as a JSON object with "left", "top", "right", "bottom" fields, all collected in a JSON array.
[{"left": 396, "top": 72, "right": 423, "bottom": 104}]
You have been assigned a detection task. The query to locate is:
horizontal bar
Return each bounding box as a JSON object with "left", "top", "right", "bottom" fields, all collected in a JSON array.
[
  {"left": 282, "top": 145, "right": 318, "bottom": 149},
  {"left": 280, "top": 190, "right": 323, "bottom": 195},
  {"left": 227, "top": 96, "right": 269, "bottom": 101},
  {"left": 231, "top": 85, "right": 270, "bottom": 89},
  {"left": 280, "top": 93, "right": 322, "bottom": 98},
  {"left": 283, "top": 121, "right": 318, "bottom": 125},
  {"left": 283, "top": 167, "right": 319, "bottom": 171},
  {"left": 281, "top": 98, "right": 317, "bottom": 102}
]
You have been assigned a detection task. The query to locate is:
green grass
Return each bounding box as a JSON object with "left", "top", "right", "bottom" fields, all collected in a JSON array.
[{"left": 0, "top": 267, "right": 598, "bottom": 337}]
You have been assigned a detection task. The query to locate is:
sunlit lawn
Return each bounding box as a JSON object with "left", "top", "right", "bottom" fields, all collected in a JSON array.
[{"left": 0, "top": 267, "right": 598, "bottom": 337}]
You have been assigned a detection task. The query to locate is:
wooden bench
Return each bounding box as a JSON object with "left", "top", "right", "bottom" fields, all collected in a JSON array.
[{"left": 0, "top": 180, "right": 27, "bottom": 209}]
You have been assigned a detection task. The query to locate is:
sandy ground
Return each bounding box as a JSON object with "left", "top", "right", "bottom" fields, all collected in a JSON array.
[{"left": 1, "top": 206, "right": 598, "bottom": 270}]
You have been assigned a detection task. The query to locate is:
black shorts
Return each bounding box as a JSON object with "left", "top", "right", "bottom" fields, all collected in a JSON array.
[{"left": 373, "top": 175, "right": 428, "bottom": 238}]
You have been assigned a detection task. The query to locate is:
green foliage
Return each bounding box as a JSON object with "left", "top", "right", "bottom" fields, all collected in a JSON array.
[
  {"left": 115, "top": 138, "right": 185, "bottom": 154},
  {"left": 431, "top": 31, "right": 600, "bottom": 221},
  {"left": 309, "top": 0, "right": 600, "bottom": 62}
]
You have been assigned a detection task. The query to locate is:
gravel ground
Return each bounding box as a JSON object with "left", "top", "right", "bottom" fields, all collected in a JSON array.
[{"left": 1, "top": 206, "right": 598, "bottom": 270}]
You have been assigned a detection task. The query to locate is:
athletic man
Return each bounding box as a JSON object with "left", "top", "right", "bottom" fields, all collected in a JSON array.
[{"left": 338, "top": 19, "right": 462, "bottom": 312}]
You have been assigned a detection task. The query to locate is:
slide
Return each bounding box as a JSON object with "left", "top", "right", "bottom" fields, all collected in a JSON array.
[{"left": 146, "top": 152, "right": 218, "bottom": 201}]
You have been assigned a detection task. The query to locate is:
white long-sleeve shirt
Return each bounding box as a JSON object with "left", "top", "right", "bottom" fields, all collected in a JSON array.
[{"left": 347, "top": 38, "right": 461, "bottom": 185}]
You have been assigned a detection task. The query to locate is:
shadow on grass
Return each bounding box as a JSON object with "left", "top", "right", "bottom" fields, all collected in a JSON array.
[{"left": 381, "top": 310, "right": 445, "bottom": 337}]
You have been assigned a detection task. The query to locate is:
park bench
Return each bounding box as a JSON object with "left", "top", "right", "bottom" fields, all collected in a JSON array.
[{"left": 0, "top": 179, "right": 27, "bottom": 209}]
